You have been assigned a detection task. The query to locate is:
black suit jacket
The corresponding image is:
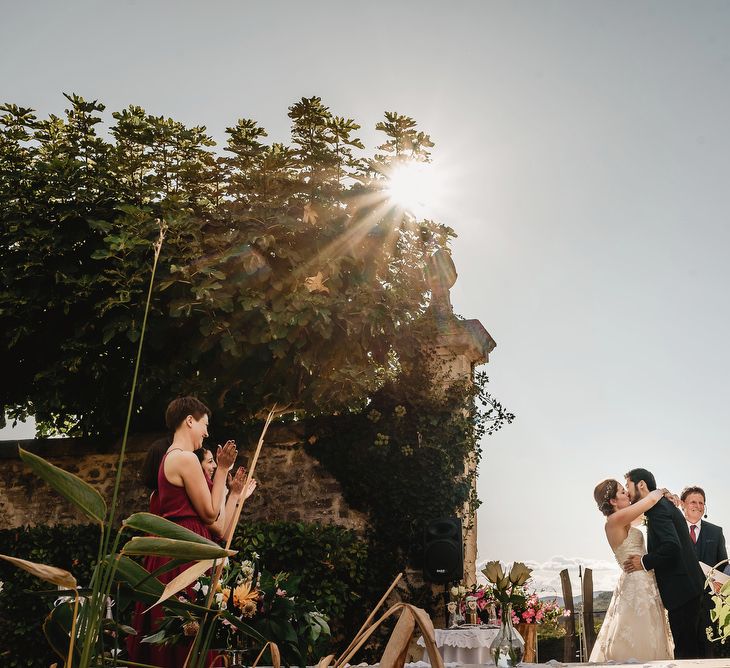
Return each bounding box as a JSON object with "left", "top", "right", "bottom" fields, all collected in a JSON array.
[
  {"left": 643, "top": 496, "right": 705, "bottom": 611},
  {"left": 694, "top": 520, "right": 728, "bottom": 569}
]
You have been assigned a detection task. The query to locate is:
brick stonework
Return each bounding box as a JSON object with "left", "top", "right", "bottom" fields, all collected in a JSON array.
[{"left": 0, "top": 425, "right": 368, "bottom": 532}]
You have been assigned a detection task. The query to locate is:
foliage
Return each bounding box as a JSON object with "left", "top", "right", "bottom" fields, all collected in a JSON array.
[
  {"left": 0, "top": 525, "right": 99, "bottom": 668},
  {"left": 154, "top": 555, "right": 331, "bottom": 667},
  {"left": 0, "top": 229, "right": 242, "bottom": 668},
  {"left": 0, "top": 91, "right": 515, "bottom": 664},
  {"left": 537, "top": 625, "right": 567, "bottom": 663},
  {"left": 231, "top": 521, "right": 368, "bottom": 632},
  {"left": 708, "top": 568, "right": 730, "bottom": 644},
  {"left": 0, "top": 521, "right": 369, "bottom": 667},
  {"left": 307, "top": 359, "right": 514, "bottom": 645},
  {"left": 0, "top": 94, "right": 455, "bottom": 437}
]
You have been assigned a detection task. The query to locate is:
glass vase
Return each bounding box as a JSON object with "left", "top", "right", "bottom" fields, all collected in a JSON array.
[{"left": 490, "top": 603, "right": 525, "bottom": 667}]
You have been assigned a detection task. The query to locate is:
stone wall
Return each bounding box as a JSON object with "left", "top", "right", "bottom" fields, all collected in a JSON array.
[{"left": 0, "top": 424, "right": 368, "bottom": 532}]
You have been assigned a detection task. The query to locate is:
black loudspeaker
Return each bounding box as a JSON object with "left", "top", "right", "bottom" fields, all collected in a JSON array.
[{"left": 423, "top": 517, "right": 463, "bottom": 583}]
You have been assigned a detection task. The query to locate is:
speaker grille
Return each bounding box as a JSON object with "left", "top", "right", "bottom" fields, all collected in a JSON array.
[{"left": 423, "top": 517, "right": 463, "bottom": 583}]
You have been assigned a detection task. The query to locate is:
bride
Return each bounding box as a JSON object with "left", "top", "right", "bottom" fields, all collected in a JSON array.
[{"left": 589, "top": 479, "right": 674, "bottom": 662}]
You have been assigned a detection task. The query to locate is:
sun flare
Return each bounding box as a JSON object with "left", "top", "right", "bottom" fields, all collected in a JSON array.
[{"left": 384, "top": 161, "right": 441, "bottom": 217}]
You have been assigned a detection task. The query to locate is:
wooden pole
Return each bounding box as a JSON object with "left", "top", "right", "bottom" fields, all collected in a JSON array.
[
  {"left": 582, "top": 567, "right": 596, "bottom": 658},
  {"left": 559, "top": 568, "right": 576, "bottom": 663}
]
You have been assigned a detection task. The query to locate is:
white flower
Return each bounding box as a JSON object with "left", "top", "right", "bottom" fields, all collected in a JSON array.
[
  {"left": 201, "top": 585, "right": 209, "bottom": 596},
  {"left": 215, "top": 592, "right": 224, "bottom": 606},
  {"left": 0, "top": 581, "right": 4, "bottom": 594},
  {"left": 458, "top": 585, "right": 467, "bottom": 597},
  {"left": 450, "top": 586, "right": 459, "bottom": 597},
  {"left": 192, "top": 581, "right": 201, "bottom": 592}
]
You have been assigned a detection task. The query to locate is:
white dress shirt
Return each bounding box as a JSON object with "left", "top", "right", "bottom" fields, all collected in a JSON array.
[{"left": 687, "top": 518, "right": 702, "bottom": 541}]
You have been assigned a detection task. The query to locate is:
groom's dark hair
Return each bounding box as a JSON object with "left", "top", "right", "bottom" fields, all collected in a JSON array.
[{"left": 625, "top": 468, "right": 657, "bottom": 491}]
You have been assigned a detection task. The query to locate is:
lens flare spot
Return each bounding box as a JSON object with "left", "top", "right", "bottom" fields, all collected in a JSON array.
[{"left": 384, "top": 162, "right": 441, "bottom": 217}]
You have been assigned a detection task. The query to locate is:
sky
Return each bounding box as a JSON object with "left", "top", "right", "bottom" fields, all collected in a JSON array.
[{"left": 3, "top": 0, "right": 730, "bottom": 594}]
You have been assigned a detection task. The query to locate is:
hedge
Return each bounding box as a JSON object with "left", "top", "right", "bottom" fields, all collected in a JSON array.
[{"left": 0, "top": 521, "right": 369, "bottom": 667}]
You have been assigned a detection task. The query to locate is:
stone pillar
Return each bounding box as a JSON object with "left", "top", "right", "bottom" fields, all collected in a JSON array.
[{"left": 425, "top": 251, "right": 496, "bottom": 587}]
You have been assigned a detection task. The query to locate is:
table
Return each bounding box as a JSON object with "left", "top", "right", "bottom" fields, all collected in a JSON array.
[
  {"left": 417, "top": 626, "right": 500, "bottom": 665},
  {"left": 374, "top": 661, "right": 730, "bottom": 668}
]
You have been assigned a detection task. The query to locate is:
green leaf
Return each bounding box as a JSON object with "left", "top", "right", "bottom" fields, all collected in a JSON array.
[
  {"left": 102, "top": 617, "right": 137, "bottom": 636},
  {"left": 121, "top": 537, "right": 235, "bottom": 561},
  {"left": 123, "top": 512, "right": 223, "bottom": 547},
  {"left": 220, "top": 610, "right": 267, "bottom": 643},
  {"left": 141, "top": 629, "right": 168, "bottom": 644},
  {"left": 112, "top": 555, "right": 164, "bottom": 597},
  {"left": 19, "top": 447, "right": 106, "bottom": 524},
  {"left": 43, "top": 601, "right": 82, "bottom": 663}
]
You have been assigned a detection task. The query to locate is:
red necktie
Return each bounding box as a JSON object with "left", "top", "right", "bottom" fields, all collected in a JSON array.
[{"left": 690, "top": 525, "right": 697, "bottom": 543}]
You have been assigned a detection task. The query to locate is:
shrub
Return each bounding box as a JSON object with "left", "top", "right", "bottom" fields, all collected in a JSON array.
[{"left": 0, "top": 521, "right": 368, "bottom": 667}]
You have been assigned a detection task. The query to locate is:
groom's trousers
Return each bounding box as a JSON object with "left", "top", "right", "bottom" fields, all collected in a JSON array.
[{"left": 668, "top": 594, "right": 703, "bottom": 659}]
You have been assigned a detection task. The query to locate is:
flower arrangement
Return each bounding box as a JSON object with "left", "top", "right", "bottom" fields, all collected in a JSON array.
[
  {"left": 451, "top": 583, "right": 495, "bottom": 623},
  {"left": 512, "top": 592, "right": 564, "bottom": 627},
  {"left": 481, "top": 561, "right": 532, "bottom": 607},
  {"left": 478, "top": 561, "right": 564, "bottom": 627},
  {"left": 149, "top": 554, "right": 330, "bottom": 666}
]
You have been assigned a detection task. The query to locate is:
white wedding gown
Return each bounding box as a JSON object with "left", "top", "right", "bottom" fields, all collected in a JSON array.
[{"left": 589, "top": 526, "right": 674, "bottom": 662}]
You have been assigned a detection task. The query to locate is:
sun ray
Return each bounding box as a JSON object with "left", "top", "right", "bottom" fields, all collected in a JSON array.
[{"left": 383, "top": 161, "right": 442, "bottom": 217}]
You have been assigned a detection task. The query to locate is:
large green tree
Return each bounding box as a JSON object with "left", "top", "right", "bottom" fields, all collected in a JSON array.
[{"left": 0, "top": 94, "right": 455, "bottom": 436}]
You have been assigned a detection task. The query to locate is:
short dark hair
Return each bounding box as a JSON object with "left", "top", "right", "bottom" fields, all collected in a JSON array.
[
  {"left": 625, "top": 468, "right": 657, "bottom": 491},
  {"left": 681, "top": 486, "right": 706, "bottom": 502},
  {"left": 165, "top": 396, "right": 211, "bottom": 431},
  {"left": 140, "top": 436, "right": 171, "bottom": 491}
]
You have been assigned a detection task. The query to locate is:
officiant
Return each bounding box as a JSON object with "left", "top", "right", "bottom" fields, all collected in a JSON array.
[
  {"left": 681, "top": 486, "right": 728, "bottom": 571},
  {"left": 681, "top": 485, "right": 728, "bottom": 658}
]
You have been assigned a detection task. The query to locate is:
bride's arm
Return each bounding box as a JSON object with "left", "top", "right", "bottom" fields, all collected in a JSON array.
[{"left": 607, "top": 489, "right": 665, "bottom": 527}]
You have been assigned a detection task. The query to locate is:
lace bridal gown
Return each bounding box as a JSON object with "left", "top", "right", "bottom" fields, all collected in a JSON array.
[{"left": 589, "top": 526, "right": 674, "bottom": 662}]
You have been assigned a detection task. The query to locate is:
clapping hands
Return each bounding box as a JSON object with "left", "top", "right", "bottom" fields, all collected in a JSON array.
[
  {"left": 227, "top": 466, "right": 257, "bottom": 500},
  {"left": 216, "top": 440, "right": 238, "bottom": 471}
]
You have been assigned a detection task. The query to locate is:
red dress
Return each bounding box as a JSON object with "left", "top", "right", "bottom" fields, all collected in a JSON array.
[{"left": 127, "top": 451, "right": 215, "bottom": 667}]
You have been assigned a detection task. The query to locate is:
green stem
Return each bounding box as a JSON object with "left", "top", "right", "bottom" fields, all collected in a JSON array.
[
  {"left": 78, "top": 526, "right": 106, "bottom": 663},
  {"left": 105, "top": 222, "right": 166, "bottom": 539},
  {"left": 81, "top": 222, "right": 167, "bottom": 668}
]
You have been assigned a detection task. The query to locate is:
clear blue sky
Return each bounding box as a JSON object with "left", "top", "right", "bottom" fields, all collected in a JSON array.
[{"left": 3, "top": 0, "right": 730, "bottom": 592}]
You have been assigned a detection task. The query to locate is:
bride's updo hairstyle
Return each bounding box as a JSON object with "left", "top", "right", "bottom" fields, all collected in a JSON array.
[{"left": 594, "top": 479, "right": 619, "bottom": 516}]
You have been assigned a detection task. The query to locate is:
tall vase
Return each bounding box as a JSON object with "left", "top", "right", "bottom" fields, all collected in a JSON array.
[{"left": 490, "top": 603, "right": 525, "bottom": 667}]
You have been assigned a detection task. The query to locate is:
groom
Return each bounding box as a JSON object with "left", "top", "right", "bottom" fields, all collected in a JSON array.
[{"left": 622, "top": 468, "right": 706, "bottom": 659}]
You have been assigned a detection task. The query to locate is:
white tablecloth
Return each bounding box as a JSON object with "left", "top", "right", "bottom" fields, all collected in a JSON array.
[{"left": 417, "top": 626, "right": 500, "bottom": 665}]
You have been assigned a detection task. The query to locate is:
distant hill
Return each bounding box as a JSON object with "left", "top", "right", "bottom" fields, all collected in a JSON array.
[{"left": 540, "top": 591, "right": 613, "bottom": 613}]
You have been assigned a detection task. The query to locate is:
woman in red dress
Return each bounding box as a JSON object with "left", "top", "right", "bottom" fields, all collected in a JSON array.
[{"left": 127, "top": 397, "right": 245, "bottom": 666}]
